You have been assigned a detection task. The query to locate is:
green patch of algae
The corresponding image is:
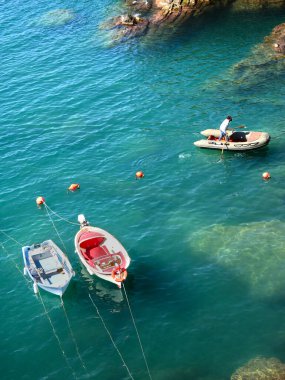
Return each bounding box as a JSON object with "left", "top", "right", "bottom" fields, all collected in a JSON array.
[
  {"left": 190, "top": 220, "right": 285, "bottom": 297},
  {"left": 39, "top": 9, "right": 75, "bottom": 26},
  {"left": 231, "top": 357, "right": 285, "bottom": 380}
]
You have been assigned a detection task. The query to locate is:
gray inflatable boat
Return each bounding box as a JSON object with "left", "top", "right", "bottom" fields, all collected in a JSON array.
[{"left": 194, "top": 129, "right": 270, "bottom": 151}]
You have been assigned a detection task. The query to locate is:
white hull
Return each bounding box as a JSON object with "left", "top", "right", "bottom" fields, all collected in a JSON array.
[
  {"left": 74, "top": 222, "right": 130, "bottom": 288},
  {"left": 194, "top": 129, "right": 270, "bottom": 151},
  {"left": 36, "top": 281, "right": 70, "bottom": 296},
  {"left": 22, "top": 240, "right": 74, "bottom": 296}
]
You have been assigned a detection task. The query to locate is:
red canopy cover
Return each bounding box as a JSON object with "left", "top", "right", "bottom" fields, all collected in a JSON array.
[{"left": 79, "top": 231, "right": 105, "bottom": 249}]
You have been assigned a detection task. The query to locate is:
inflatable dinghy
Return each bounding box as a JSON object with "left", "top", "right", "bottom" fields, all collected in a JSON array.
[{"left": 194, "top": 129, "right": 270, "bottom": 151}]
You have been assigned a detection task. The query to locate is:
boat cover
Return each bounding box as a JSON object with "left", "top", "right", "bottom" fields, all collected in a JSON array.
[{"left": 79, "top": 231, "right": 105, "bottom": 249}]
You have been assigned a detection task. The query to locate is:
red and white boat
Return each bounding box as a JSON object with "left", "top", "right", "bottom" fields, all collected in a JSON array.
[{"left": 74, "top": 215, "right": 131, "bottom": 288}]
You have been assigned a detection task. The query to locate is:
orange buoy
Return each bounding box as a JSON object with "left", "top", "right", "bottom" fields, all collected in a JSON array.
[
  {"left": 68, "top": 183, "right": 80, "bottom": 191},
  {"left": 262, "top": 172, "right": 271, "bottom": 180},
  {"left": 36, "top": 196, "right": 45, "bottom": 206},
  {"left": 135, "top": 171, "right": 144, "bottom": 179},
  {"left": 111, "top": 266, "right": 127, "bottom": 282}
]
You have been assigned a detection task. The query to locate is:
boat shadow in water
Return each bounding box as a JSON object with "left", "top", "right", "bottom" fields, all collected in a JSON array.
[{"left": 78, "top": 266, "right": 125, "bottom": 304}]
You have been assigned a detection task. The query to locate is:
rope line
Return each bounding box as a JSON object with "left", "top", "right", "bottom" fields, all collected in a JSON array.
[
  {"left": 44, "top": 203, "right": 67, "bottom": 252},
  {"left": 0, "top": 243, "right": 29, "bottom": 284},
  {"left": 0, "top": 229, "right": 24, "bottom": 247},
  {"left": 44, "top": 203, "right": 80, "bottom": 226},
  {"left": 122, "top": 283, "right": 153, "bottom": 380},
  {"left": 1, "top": 238, "right": 10, "bottom": 245},
  {"left": 88, "top": 293, "right": 135, "bottom": 380},
  {"left": 61, "top": 298, "right": 89, "bottom": 376},
  {"left": 1, "top": 242, "right": 77, "bottom": 379},
  {"left": 38, "top": 291, "right": 78, "bottom": 380}
]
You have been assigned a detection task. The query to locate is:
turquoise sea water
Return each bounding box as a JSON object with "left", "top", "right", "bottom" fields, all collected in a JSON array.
[{"left": 1, "top": 1, "right": 285, "bottom": 379}]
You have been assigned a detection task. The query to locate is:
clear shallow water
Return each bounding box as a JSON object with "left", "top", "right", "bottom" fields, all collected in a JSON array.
[{"left": 1, "top": 1, "right": 285, "bottom": 379}]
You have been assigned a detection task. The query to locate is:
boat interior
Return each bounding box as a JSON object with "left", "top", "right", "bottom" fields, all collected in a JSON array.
[
  {"left": 78, "top": 235, "right": 122, "bottom": 273},
  {"left": 28, "top": 245, "right": 67, "bottom": 285},
  {"left": 208, "top": 131, "right": 249, "bottom": 142}
]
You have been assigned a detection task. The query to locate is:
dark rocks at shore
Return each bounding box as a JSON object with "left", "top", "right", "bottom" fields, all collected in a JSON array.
[
  {"left": 104, "top": 0, "right": 285, "bottom": 43},
  {"left": 231, "top": 22, "right": 285, "bottom": 87},
  {"left": 102, "top": 14, "right": 150, "bottom": 41}
]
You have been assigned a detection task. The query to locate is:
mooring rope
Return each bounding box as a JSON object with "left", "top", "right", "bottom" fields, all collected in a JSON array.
[
  {"left": 0, "top": 242, "right": 29, "bottom": 283},
  {"left": 0, "top": 242, "right": 77, "bottom": 379},
  {"left": 88, "top": 293, "right": 135, "bottom": 380},
  {"left": 44, "top": 203, "right": 80, "bottom": 226},
  {"left": 38, "top": 291, "right": 78, "bottom": 380},
  {"left": 61, "top": 298, "right": 89, "bottom": 376},
  {"left": 122, "top": 283, "right": 153, "bottom": 380},
  {"left": 0, "top": 229, "right": 24, "bottom": 247},
  {"left": 44, "top": 203, "right": 68, "bottom": 253}
]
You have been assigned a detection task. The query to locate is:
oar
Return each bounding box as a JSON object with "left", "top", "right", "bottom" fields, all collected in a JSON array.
[{"left": 229, "top": 125, "right": 246, "bottom": 132}]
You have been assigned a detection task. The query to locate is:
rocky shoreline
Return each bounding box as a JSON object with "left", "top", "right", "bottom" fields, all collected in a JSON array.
[{"left": 101, "top": 0, "right": 285, "bottom": 42}]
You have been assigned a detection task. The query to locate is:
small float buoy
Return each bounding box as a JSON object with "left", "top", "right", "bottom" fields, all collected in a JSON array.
[
  {"left": 68, "top": 183, "right": 80, "bottom": 192},
  {"left": 33, "top": 282, "right": 39, "bottom": 294},
  {"left": 135, "top": 171, "right": 144, "bottom": 179},
  {"left": 262, "top": 172, "right": 271, "bottom": 180},
  {"left": 36, "top": 196, "right": 45, "bottom": 206}
]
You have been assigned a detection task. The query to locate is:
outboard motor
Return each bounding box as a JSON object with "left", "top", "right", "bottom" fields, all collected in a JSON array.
[{"left": 78, "top": 214, "right": 89, "bottom": 227}]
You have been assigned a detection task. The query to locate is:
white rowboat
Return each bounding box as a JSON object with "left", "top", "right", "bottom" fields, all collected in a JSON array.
[
  {"left": 22, "top": 240, "right": 74, "bottom": 296},
  {"left": 74, "top": 215, "right": 131, "bottom": 288}
]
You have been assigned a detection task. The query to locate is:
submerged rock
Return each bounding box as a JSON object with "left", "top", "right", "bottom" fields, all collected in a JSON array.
[
  {"left": 100, "top": 0, "right": 285, "bottom": 43},
  {"left": 39, "top": 9, "right": 75, "bottom": 26},
  {"left": 189, "top": 220, "right": 285, "bottom": 297},
  {"left": 105, "top": 0, "right": 285, "bottom": 42},
  {"left": 101, "top": 0, "right": 285, "bottom": 43},
  {"left": 232, "top": 0, "right": 285, "bottom": 10},
  {"left": 230, "top": 22, "right": 285, "bottom": 87},
  {"left": 266, "top": 22, "right": 285, "bottom": 55},
  {"left": 231, "top": 357, "right": 285, "bottom": 379}
]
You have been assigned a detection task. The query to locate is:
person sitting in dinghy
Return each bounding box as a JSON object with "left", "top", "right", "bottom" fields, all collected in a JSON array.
[{"left": 218, "top": 115, "right": 232, "bottom": 142}]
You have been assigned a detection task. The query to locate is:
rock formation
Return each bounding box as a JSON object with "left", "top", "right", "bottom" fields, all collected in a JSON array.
[
  {"left": 189, "top": 220, "right": 285, "bottom": 298},
  {"left": 231, "top": 357, "right": 285, "bottom": 379},
  {"left": 38, "top": 9, "right": 75, "bottom": 27},
  {"left": 231, "top": 22, "right": 285, "bottom": 87},
  {"left": 101, "top": 13, "right": 149, "bottom": 42},
  {"left": 104, "top": 0, "right": 285, "bottom": 43},
  {"left": 267, "top": 22, "right": 285, "bottom": 55}
]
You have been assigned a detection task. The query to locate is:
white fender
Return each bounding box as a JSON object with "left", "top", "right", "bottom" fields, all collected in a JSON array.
[{"left": 33, "top": 282, "right": 39, "bottom": 294}]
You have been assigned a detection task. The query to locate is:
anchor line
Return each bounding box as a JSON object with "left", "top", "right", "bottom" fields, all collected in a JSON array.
[
  {"left": 44, "top": 203, "right": 67, "bottom": 253},
  {"left": 44, "top": 203, "right": 80, "bottom": 226},
  {"left": 1, "top": 242, "right": 77, "bottom": 379},
  {"left": 88, "top": 293, "right": 135, "bottom": 380},
  {"left": 61, "top": 298, "right": 89, "bottom": 376},
  {"left": 122, "top": 283, "right": 153, "bottom": 380},
  {"left": 0, "top": 242, "right": 30, "bottom": 285},
  {"left": 0, "top": 229, "right": 24, "bottom": 247},
  {"left": 38, "top": 290, "right": 78, "bottom": 380}
]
